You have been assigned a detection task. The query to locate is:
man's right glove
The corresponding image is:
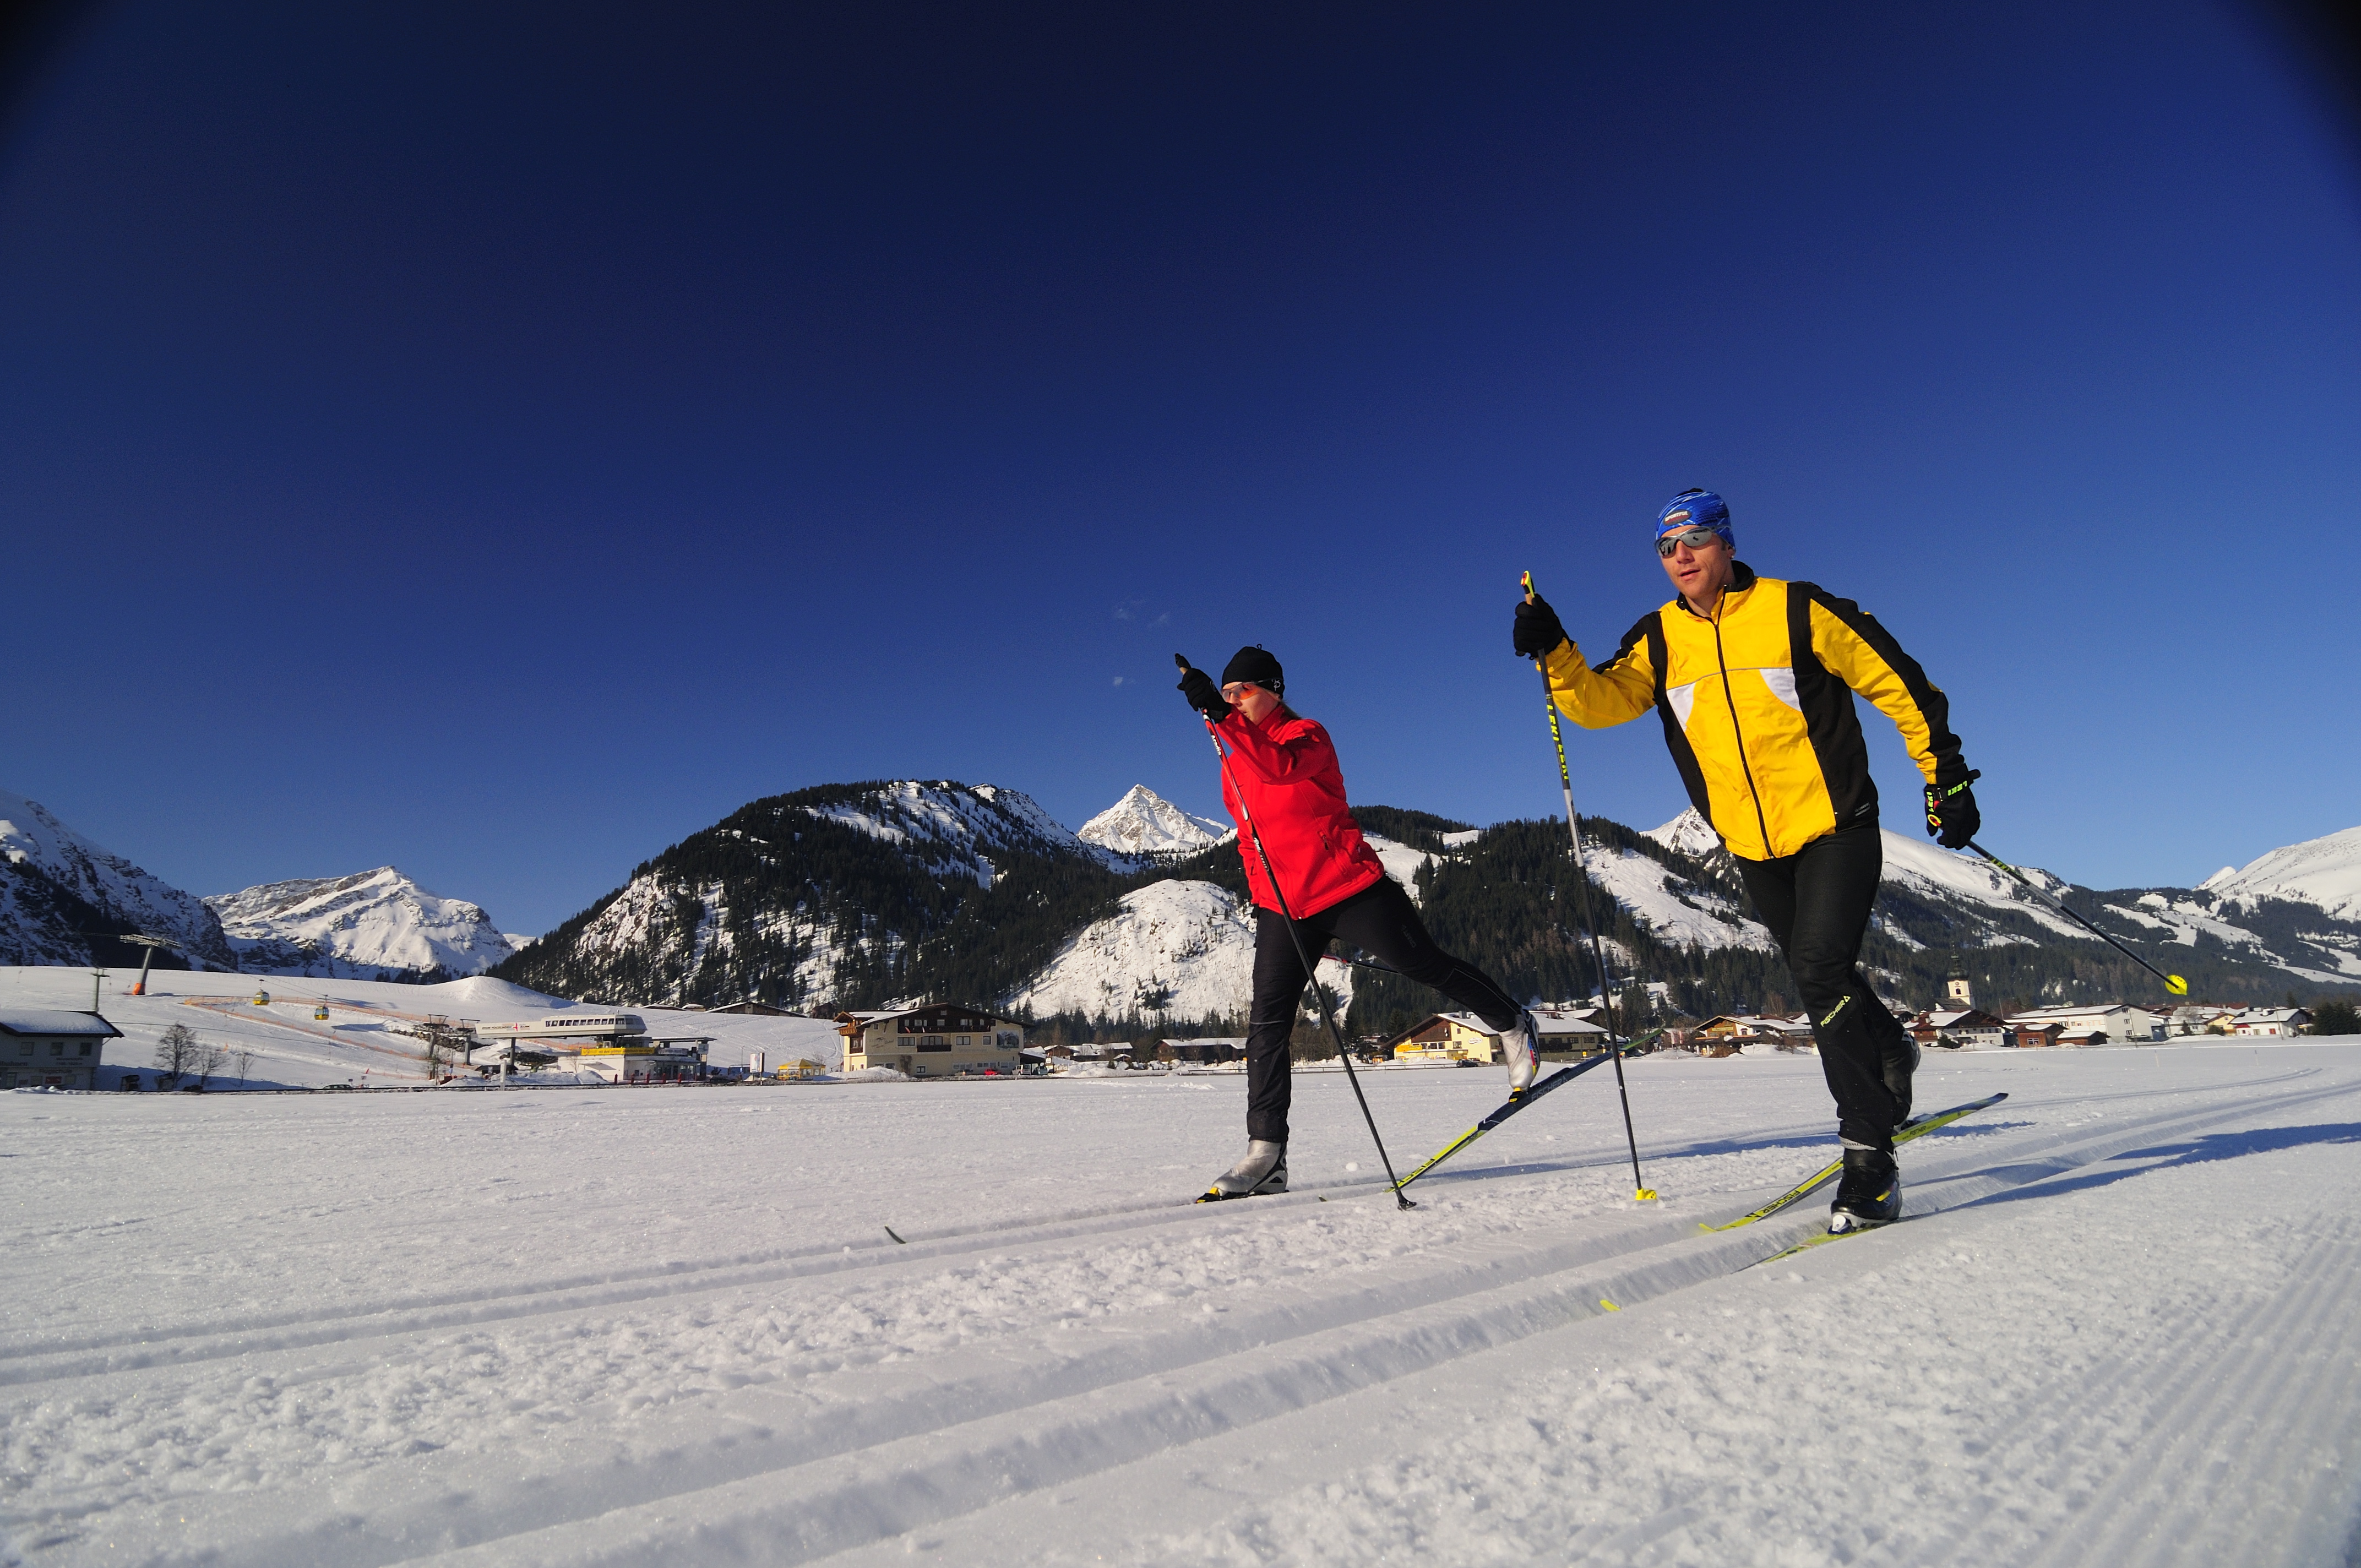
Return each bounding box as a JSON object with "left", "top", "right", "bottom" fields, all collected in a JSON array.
[
  {"left": 1925, "top": 769, "right": 1981, "bottom": 850},
  {"left": 1176, "top": 660, "right": 1232, "bottom": 723},
  {"left": 1511, "top": 593, "right": 1569, "bottom": 660}
]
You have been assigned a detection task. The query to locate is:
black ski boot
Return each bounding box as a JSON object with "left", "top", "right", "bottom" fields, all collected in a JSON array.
[
  {"left": 1198, "top": 1140, "right": 1287, "bottom": 1202},
  {"left": 1882, "top": 1034, "right": 1921, "bottom": 1126},
  {"left": 1828, "top": 1146, "right": 1901, "bottom": 1233}
]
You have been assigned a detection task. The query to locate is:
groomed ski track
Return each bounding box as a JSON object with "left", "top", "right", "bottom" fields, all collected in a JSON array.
[{"left": 6, "top": 1047, "right": 2360, "bottom": 1565}]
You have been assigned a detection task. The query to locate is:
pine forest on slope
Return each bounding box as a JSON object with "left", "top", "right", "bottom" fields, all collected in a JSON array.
[{"left": 491, "top": 782, "right": 2361, "bottom": 1039}]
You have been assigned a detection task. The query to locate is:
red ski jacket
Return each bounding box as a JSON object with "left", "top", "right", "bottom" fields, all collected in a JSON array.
[{"left": 1214, "top": 706, "right": 1385, "bottom": 918}]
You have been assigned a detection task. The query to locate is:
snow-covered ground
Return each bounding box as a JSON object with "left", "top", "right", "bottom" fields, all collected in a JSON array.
[
  {"left": 0, "top": 966, "right": 842, "bottom": 1088},
  {"left": 7, "top": 1038, "right": 2359, "bottom": 1566}
]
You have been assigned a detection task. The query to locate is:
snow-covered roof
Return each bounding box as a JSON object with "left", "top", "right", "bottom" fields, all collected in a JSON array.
[
  {"left": 0, "top": 1009, "right": 123, "bottom": 1037},
  {"left": 2008, "top": 1004, "right": 2142, "bottom": 1022}
]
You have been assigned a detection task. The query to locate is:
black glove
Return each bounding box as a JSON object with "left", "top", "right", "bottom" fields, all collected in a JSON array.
[
  {"left": 1925, "top": 768, "right": 1981, "bottom": 850},
  {"left": 1175, "top": 659, "right": 1232, "bottom": 722},
  {"left": 1512, "top": 593, "right": 1569, "bottom": 660}
]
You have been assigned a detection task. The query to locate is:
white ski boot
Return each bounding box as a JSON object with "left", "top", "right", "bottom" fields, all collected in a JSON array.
[
  {"left": 1199, "top": 1140, "right": 1288, "bottom": 1201},
  {"left": 1499, "top": 1009, "right": 1540, "bottom": 1095}
]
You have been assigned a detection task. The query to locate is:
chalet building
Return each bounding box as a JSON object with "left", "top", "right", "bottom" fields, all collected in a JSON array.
[
  {"left": 2227, "top": 1007, "right": 2310, "bottom": 1038},
  {"left": 838, "top": 1003, "right": 1025, "bottom": 1077},
  {"left": 2055, "top": 1026, "right": 2110, "bottom": 1048},
  {"left": 1910, "top": 1009, "right": 2011, "bottom": 1050},
  {"left": 0, "top": 1009, "right": 120, "bottom": 1090},
  {"left": 1689, "top": 1013, "right": 1815, "bottom": 1054},
  {"left": 1529, "top": 1007, "right": 1612, "bottom": 1058},
  {"left": 1388, "top": 1013, "right": 1502, "bottom": 1064},
  {"left": 2012, "top": 1021, "right": 2065, "bottom": 1049},
  {"left": 2004, "top": 1003, "right": 2163, "bottom": 1044}
]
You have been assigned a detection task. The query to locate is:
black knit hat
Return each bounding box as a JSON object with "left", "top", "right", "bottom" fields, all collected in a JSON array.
[{"left": 1220, "top": 645, "right": 1284, "bottom": 698}]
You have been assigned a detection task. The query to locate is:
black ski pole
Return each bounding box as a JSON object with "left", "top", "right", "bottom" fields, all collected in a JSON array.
[
  {"left": 1522, "top": 571, "right": 1655, "bottom": 1201},
  {"left": 1966, "top": 841, "right": 2189, "bottom": 996},
  {"left": 1178, "top": 656, "right": 1415, "bottom": 1211}
]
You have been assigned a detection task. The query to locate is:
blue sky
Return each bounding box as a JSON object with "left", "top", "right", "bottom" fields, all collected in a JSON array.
[{"left": 4, "top": 1, "right": 2357, "bottom": 936}]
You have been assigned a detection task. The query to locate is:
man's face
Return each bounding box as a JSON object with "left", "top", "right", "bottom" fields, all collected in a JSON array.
[
  {"left": 1222, "top": 681, "right": 1282, "bottom": 722},
  {"left": 1658, "top": 527, "right": 1732, "bottom": 603}
]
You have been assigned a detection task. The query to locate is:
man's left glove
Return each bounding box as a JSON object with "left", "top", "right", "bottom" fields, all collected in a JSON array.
[
  {"left": 1176, "top": 661, "right": 1232, "bottom": 723},
  {"left": 1512, "top": 594, "right": 1569, "bottom": 660},
  {"left": 1925, "top": 769, "right": 1981, "bottom": 850}
]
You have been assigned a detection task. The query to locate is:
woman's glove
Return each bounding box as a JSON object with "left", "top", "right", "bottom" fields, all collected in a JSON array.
[{"left": 1176, "top": 659, "right": 1232, "bottom": 722}]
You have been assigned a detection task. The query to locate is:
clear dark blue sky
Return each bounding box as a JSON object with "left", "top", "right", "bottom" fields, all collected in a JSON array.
[{"left": 5, "top": 1, "right": 2357, "bottom": 935}]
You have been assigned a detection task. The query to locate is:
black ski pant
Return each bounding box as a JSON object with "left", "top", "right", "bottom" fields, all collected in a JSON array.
[
  {"left": 1245, "top": 876, "right": 1521, "bottom": 1145},
  {"left": 1736, "top": 820, "right": 1914, "bottom": 1153}
]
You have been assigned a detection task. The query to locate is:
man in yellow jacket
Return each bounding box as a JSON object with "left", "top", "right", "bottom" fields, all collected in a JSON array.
[{"left": 1510, "top": 489, "right": 1982, "bottom": 1232}]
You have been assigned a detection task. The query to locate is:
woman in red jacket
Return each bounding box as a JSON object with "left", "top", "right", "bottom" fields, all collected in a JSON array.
[{"left": 1178, "top": 646, "right": 1538, "bottom": 1199}]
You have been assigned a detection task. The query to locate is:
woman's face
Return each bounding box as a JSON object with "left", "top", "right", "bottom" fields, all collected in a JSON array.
[{"left": 1222, "top": 680, "right": 1283, "bottom": 723}]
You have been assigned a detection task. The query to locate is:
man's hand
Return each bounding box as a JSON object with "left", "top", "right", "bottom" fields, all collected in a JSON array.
[
  {"left": 1175, "top": 657, "right": 1232, "bottom": 722},
  {"left": 1925, "top": 769, "right": 1981, "bottom": 850},
  {"left": 1512, "top": 593, "right": 1569, "bottom": 660}
]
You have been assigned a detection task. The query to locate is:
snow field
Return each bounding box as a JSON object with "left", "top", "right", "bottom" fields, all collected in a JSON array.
[
  {"left": 0, "top": 966, "right": 842, "bottom": 1088},
  {"left": 5, "top": 1044, "right": 2360, "bottom": 1565}
]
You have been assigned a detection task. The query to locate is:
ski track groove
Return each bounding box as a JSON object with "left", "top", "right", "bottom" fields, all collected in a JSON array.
[
  {"left": 65, "top": 1068, "right": 2348, "bottom": 1568},
  {"left": 1891, "top": 1216, "right": 2357, "bottom": 1568},
  {"left": 2, "top": 1065, "right": 2312, "bottom": 1384},
  {"left": 2016, "top": 1219, "right": 2361, "bottom": 1568},
  {"left": 3, "top": 1066, "right": 2321, "bottom": 1392}
]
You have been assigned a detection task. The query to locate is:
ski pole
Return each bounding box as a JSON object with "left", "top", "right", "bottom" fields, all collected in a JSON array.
[
  {"left": 1177, "top": 656, "right": 1416, "bottom": 1210},
  {"left": 1522, "top": 571, "right": 1655, "bottom": 1201},
  {"left": 1966, "top": 841, "right": 2189, "bottom": 996}
]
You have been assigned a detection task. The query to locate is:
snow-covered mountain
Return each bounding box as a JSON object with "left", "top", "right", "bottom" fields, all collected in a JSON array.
[
  {"left": 501, "top": 780, "right": 1106, "bottom": 1012},
  {"left": 1004, "top": 880, "right": 1278, "bottom": 1025},
  {"left": 1646, "top": 807, "right": 2085, "bottom": 946},
  {"left": 206, "top": 867, "right": 516, "bottom": 981},
  {"left": 1641, "top": 807, "right": 2361, "bottom": 989},
  {"left": 1076, "top": 786, "right": 1230, "bottom": 859},
  {"left": 798, "top": 780, "right": 1092, "bottom": 884},
  {"left": 0, "top": 790, "right": 236, "bottom": 968},
  {"left": 2199, "top": 825, "right": 2361, "bottom": 922}
]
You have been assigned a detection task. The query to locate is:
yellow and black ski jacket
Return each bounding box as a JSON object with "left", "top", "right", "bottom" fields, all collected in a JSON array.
[{"left": 1543, "top": 563, "right": 1970, "bottom": 862}]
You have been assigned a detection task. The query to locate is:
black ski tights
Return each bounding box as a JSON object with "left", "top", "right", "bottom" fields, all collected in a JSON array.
[
  {"left": 1244, "top": 878, "right": 1520, "bottom": 1145},
  {"left": 1737, "top": 820, "right": 1914, "bottom": 1152}
]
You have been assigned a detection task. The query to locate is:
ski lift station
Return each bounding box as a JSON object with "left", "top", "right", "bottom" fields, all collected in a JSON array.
[{"left": 466, "top": 1011, "right": 715, "bottom": 1083}]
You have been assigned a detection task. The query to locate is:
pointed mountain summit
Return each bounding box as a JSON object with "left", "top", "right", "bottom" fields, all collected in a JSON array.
[
  {"left": 206, "top": 867, "right": 516, "bottom": 980},
  {"left": 1078, "top": 785, "right": 1230, "bottom": 859}
]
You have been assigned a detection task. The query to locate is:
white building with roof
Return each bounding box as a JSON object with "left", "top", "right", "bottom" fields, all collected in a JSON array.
[
  {"left": 2226, "top": 1007, "right": 2310, "bottom": 1038},
  {"left": 1, "top": 1009, "right": 122, "bottom": 1090},
  {"left": 2004, "top": 1003, "right": 2163, "bottom": 1044},
  {"left": 1909, "top": 1009, "right": 2011, "bottom": 1050}
]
